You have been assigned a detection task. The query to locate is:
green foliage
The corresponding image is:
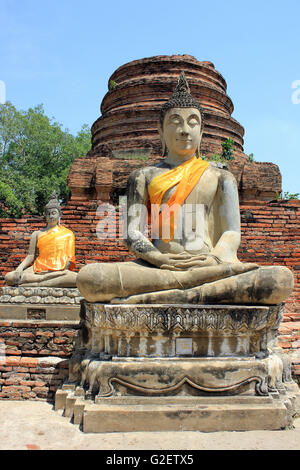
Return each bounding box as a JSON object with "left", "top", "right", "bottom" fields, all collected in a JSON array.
[
  {"left": 0, "top": 102, "right": 91, "bottom": 217},
  {"left": 108, "top": 80, "right": 118, "bottom": 91},
  {"left": 202, "top": 139, "right": 236, "bottom": 164},
  {"left": 248, "top": 152, "right": 255, "bottom": 162},
  {"left": 221, "top": 138, "right": 235, "bottom": 161},
  {"left": 210, "top": 153, "right": 224, "bottom": 163},
  {"left": 275, "top": 191, "right": 299, "bottom": 201}
]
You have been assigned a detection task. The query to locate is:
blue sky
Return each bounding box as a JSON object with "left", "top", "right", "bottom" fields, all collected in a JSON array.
[{"left": 1, "top": 0, "right": 299, "bottom": 193}]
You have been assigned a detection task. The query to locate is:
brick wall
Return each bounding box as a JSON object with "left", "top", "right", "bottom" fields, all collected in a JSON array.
[
  {"left": 0, "top": 320, "right": 78, "bottom": 357},
  {"left": 239, "top": 200, "right": 300, "bottom": 314},
  {"left": 0, "top": 320, "right": 78, "bottom": 400},
  {"left": 238, "top": 200, "right": 300, "bottom": 383},
  {"left": 0, "top": 356, "right": 69, "bottom": 401}
]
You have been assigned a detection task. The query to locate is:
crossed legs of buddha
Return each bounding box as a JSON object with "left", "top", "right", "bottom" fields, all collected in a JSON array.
[
  {"left": 76, "top": 260, "right": 294, "bottom": 305},
  {"left": 5, "top": 266, "right": 78, "bottom": 288}
]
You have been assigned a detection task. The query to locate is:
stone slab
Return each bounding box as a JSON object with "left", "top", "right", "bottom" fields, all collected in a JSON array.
[
  {"left": 94, "top": 395, "right": 275, "bottom": 406},
  {"left": 65, "top": 396, "right": 78, "bottom": 418},
  {"left": 55, "top": 390, "right": 70, "bottom": 411},
  {"left": 0, "top": 303, "right": 80, "bottom": 321},
  {"left": 55, "top": 384, "right": 76, "bottom": 411},
  {"left": 73, "top": 399, "right": 87, "bottom": 425},
  {"left": 82, "top": 397, "right": 289, "bottom": 432},
  {"left": 55, "top": 385, "right": 300, "bottom": 432}
]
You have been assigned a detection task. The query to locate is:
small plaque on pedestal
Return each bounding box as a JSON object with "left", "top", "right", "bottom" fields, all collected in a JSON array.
[{"left": 176, "top": 338, "right": 193, "bottom": 355}]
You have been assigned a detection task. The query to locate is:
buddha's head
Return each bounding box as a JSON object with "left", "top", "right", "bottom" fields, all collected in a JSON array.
[
  {"left": 44, "top": 191, "right": 61, "bottom": 227},
  {"left": 159, "top": 72, "right": 204, "bottom": 159}
]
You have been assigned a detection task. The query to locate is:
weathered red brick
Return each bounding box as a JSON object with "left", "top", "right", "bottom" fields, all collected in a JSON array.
[
  {"left": 20, "top": 357, "right": 38, "bottom": 367},
  {"left": 36, "top": 331, "right": 54, "bottom": 338},
  {"left": 3, "top": 357, "right": 21, "bottom": 366}
]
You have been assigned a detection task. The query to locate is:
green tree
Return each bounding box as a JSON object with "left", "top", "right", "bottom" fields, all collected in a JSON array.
[
  {"left": 221, "top": 138, "right": 235, "bottom": 161},
  {"left": 0, "top": 102, "right": 91, "bottom": 217}
]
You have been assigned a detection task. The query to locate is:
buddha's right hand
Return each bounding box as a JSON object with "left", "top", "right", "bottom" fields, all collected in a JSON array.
[{"left": 147, "top": 252, "right": 192, "bottom": 269}]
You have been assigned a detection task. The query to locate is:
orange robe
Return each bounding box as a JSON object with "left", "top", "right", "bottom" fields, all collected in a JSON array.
[
  {"left": 33, "top": 225, "right": 76, "bottom": 273},
  {"left": 148, "top": 156, "right": 210, "bottom": 242}
]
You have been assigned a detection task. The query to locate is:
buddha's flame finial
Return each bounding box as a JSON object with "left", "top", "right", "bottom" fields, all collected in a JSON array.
[
  {"left": 45, "top": 190, "right": 61, "bottom": 213},
  {"left": 173, "top": 71, "right": 191, "bottom": 95}
]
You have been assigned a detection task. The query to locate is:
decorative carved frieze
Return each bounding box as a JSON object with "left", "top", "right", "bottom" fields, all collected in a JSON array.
[{"left": 84, "top": 302, "right": 282, "bottom": 335}]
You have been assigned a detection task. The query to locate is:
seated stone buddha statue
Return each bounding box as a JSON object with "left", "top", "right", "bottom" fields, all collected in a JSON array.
[
  {"left": 77, "top": 73, "right": 294, "bottom": 305},
  {"left": 5, "top": 192, "right": 77, "bottom": 288}
]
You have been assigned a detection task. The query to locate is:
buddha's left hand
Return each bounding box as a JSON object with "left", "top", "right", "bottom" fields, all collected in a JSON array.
[{"left": 160, "top": 254, "right": 219, "bottom": 271}]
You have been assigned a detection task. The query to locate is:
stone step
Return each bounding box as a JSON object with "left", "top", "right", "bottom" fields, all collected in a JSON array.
[
  {"left": 94, "top": 395, "right": 275, "bottom": 405},
  {"left": 55, "top": 388, "right": 299, "bottom": 433},
  {"left": 82, "top": 399, "right": 289, "bottom": 433}
]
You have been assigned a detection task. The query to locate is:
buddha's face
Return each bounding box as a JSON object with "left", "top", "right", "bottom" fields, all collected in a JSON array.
[
  {"left": 161, "top": 107, "right": 202, "bottom": 159},
  {"left": 45, "top": 208, "right": 60, "bottom": 227}
]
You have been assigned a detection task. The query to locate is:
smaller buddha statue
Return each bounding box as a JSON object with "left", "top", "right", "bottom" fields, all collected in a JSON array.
[{"left": 5, "top": 192, "right": 77, "bottom": 288}]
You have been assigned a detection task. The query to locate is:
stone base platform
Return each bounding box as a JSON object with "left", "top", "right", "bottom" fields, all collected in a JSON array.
[
  {"left": 55, "top": 302, "right": 300, "bottom": 432},
  {"left": 0, "top": 303, "right": 80, "bottom": 321},
  {"left": 0, "top": 286, "right": 82, "bottom": 305},
  {"left": 56, "top": 383, "right": 300, "bottom": 432},
  {"left": 0, "top": 287, "right": 82, "bottom": 321},
  {"left": 55, "top": 355, "right": 300, "bottom": 432}
]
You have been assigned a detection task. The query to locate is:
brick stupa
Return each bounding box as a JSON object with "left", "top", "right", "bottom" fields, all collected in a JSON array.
[{"left": 68, "top": 55, "right": 282, "bottom": 205}]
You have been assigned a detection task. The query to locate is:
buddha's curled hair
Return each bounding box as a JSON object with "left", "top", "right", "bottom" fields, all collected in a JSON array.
[{"left": 159, "top": 72, "right": 204, "bottom": 131}]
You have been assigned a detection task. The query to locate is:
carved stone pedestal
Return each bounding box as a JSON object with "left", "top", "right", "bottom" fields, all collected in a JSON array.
[{"left": 55, "top": 302, "right": 300, "bottom": 432}]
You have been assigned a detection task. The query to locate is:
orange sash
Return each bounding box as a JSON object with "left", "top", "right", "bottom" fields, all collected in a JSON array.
[
  {"left": 148, "top": 156, "right": 210, "bottom": 242},
  {"left": 33, "top": 225, "right": 76, "bottom": 273}
]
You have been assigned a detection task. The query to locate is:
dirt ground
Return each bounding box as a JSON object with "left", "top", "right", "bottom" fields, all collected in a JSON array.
[{"left": 0, "top": 400, "right": 300, "bottom": 451}]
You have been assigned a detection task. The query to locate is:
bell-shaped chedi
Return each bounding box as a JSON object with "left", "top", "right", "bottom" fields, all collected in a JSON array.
[{"left": 68, "top": 55, "right": 281, "bottom": 204}]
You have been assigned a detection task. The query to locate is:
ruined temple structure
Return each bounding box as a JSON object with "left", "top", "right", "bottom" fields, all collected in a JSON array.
[
  {"left": 0, "top": 55, "right": 299, "bottom": 402},
  {"left": 68, "top": 55, "right": 282, "bottom": 205}
]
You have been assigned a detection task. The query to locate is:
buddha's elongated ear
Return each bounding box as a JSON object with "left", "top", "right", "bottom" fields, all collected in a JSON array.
[
  {"left": 158, "top": 123, "right": 167, "bottom": 157},
  {"left": 196, "top": 129, "right": 203, "bottom": 158}
]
